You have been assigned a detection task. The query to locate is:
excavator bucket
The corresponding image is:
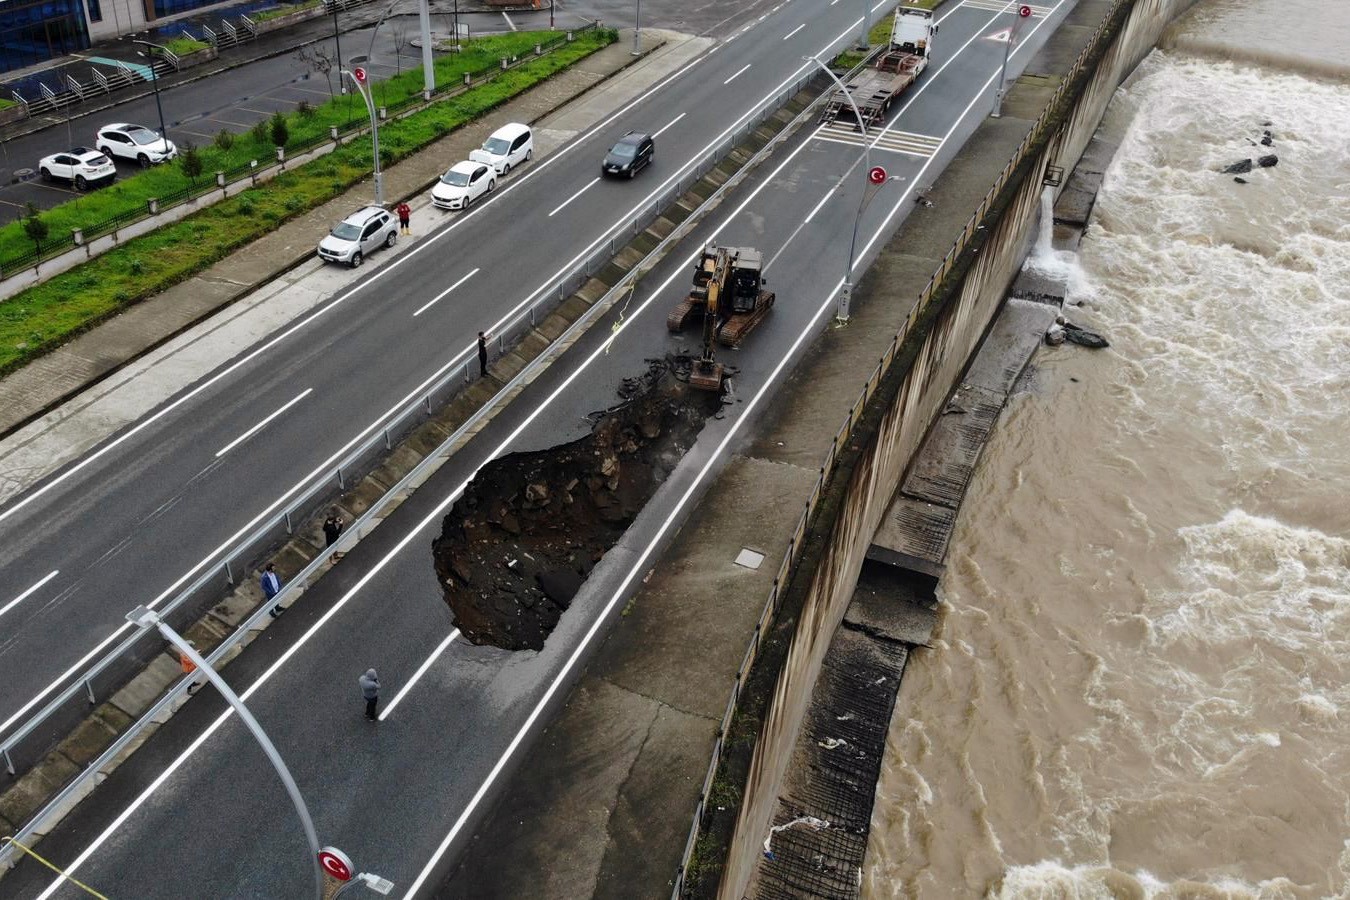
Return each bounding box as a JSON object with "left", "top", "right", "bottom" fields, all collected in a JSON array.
[{"left": 688, "top": 358, "right": 725, "bottom": 392}]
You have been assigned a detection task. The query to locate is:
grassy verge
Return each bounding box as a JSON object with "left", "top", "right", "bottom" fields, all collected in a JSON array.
[
  {"left": 831, "top": 0, "right": 941, "bottom": 69},
  {"left": 0, "top": 28, "right": 616, "bottom": 375},
  {"left": 254, "top": 0, "right": 323, "bottom": 22},
  {"left": 164, "top": 37, "right": 211, "bottom": 56},
  {"left": 0, "top": 32, "right": 574, "bottom": 268},
  {"left": 0, "top": 98, "right": 15, "bottom": 110}
]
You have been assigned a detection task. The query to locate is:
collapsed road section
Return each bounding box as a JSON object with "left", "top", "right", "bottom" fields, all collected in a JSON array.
[{"left": 433, "top": 360, "right": 724, "bottom": 651}]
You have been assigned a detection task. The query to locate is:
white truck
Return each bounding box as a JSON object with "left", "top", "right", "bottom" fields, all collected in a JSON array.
[{"left": 823, "top": 6, "right": 935, "bottom": 128}]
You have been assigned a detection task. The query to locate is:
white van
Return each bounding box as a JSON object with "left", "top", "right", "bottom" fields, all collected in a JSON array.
[{"left": 470, "top": 123, "right": 533, "bottom": 175}]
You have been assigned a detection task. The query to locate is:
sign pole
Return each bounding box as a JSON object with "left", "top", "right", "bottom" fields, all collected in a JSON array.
[{"left": 992, "top": 4, "right": 1032, "bottom": 118}]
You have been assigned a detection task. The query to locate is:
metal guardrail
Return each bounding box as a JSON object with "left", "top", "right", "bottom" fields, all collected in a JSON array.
[
  {"left": 0, "top": 56, "right": 826, "bottom": 868},
  {"left": 668, "top": 0, "right": 1132, "bottom": 893},
  {"left": 0, "top": 25, "right": 597, "bottom": 281}
]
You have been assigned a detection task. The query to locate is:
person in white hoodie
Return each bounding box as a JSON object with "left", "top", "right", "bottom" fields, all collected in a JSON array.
[{"left": 359, "top": 668, "right": 380, "bottom": 721}]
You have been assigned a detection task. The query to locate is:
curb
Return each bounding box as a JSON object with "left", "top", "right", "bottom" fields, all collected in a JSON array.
[
  {"left": 0, "top": 80, "right": 821, "bottom": 868},
  {"left": 0, "top": 30, "right": 640, "bottom": 442}
]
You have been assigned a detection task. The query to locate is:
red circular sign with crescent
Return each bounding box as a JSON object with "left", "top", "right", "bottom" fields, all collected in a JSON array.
[
  {"left": 353, "top": 66, "right": 368, "bottom": 85},
  {"left": 318, "top": 847, "right": 354, "bottom": 882},
  {"left": 868, "top": 166, "right": 888, "bottom": 185},
  {"left": 1019, "top": 5, "right": 1032, "bottom": 16}
]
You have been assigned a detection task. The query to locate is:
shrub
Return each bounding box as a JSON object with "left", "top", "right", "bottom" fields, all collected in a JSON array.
[
  {"left": 180, "top": 143, "right": 204, "bottom": 183},
  {"left": 214, "top": 129, "right": 235, "bottom": 151},
  {"left": 269, "top": 111, "right": 290, "bottom": 148},
  {"left": 21, "top": 204, "right": 48, "bottom": 251},
  {"left": 250, "top": 120, "right": 269, "bottom": 145},
  {"left": 296, "top": 99, "right": 315, "bottom": 118}
]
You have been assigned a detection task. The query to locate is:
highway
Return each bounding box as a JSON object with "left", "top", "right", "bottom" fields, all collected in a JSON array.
[
  {"left": 0, "top": 0, "right": 873, "bottom": 753},
  {"left": 0, "top": 0, "right": 1079, "bottom": 895}
]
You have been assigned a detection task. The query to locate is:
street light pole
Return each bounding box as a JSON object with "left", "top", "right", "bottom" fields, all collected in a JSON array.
[
  {"left": 332, "top": 5, "right": 345, "bottom": 93},
  {"left": 131, "top": 40, "right": 168, "bottom": 141},
  {"left": 804, "top": 55, "right": 871, "bottom": 323},
  {"left": 857, "top": 0, "right": 870, "bottom": 50},
  {"left": 631, "top": 0, "right": 642, "bottom": 55},
  {"left": 125, "top": 606, "right": 324, "bottom": 900},
  {"left": 416, "top": 0, "right": 435, "bottom": 95},
  {"left": 342, "top": 67, "right": 384, "bottom": 205}
]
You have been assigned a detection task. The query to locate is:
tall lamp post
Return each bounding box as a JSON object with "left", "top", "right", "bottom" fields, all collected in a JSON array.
[
  {"left": 125, "top": 606, "right": 325, "bottom": 900},
  {"left": 804, "top": 55, "right": 871, "bottom": 323},
  {"left": 631, "top": 0, "right": 642, "bottom": 55},
  {"left": 131, "top": 40, "right": 169, "bottom": 141},
  {"left": 992, "top": 1, "right": 1030, "bottom": 117},
  {"left": 343, "top": 65, "right": 384, "bottom": 205}
]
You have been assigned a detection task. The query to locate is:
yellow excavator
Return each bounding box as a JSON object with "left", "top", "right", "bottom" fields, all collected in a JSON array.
[{"left": 668, "top": 243, "right": 775, "bottom": 390}]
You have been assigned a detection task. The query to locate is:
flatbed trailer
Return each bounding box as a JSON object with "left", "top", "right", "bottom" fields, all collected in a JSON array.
[{"left": 822, "top": 6, "right": 934, "bottom": 128}]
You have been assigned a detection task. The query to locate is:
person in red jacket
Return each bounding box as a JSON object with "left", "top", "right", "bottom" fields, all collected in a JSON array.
[{"left": 396, "top": 200, "right": 412, "bottom": 236}]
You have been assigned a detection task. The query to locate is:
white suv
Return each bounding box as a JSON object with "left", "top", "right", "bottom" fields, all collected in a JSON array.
[
  {"left": 96, "top": 123, "right": 178, "bottom": 167},
  {"left": 318, "top": 206, "right": 398, "bottom": 267},
  {"left": 469, "top": 123, "right": 533, "bottom": 175},
  {"left": 38, "top": 147, "right": 116, "bottom": 190}
]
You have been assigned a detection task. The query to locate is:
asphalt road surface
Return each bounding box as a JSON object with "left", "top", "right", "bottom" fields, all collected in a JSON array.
[{"left": 0, "top": 0, "right": 1080, "bottom": 896}]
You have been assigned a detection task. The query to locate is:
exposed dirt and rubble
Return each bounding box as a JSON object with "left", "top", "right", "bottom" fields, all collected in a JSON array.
[{"left": 431, "top": 357, "right": 726, "bottom": 651}]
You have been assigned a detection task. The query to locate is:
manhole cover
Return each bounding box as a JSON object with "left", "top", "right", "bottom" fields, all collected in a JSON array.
[{"left": 734, "top": 548, "right": 765, "bottom": 570}]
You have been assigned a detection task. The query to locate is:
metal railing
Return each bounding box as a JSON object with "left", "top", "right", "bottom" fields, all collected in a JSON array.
[
  {"left": 0, "top": 50, "right": 826, "bottom": 866},
  {"left": 0, "top": 25, "right": 597, "bottom": 282},
  {"left": 668, "top": 0, "right": 1132, "bottom": 893}
]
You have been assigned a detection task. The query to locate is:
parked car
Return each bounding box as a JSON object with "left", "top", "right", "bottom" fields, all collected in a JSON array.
[
  {"left": 96, "top": 123, "right": 178, "bottom": 167},
  {"left": 432, "top": 160, "right": 496, "bottom": 211},
  {"left": 37, "top": 147, "right": 116, "bottom": 190},
  {"left": 318, "top": 206, "right": 398, "bottom": 267},
  {"left": 602, "top": 131, "right": 655, "bottom": 179},
  {"left": 469, "top": 123, "right": 533, "bottom": 175}
]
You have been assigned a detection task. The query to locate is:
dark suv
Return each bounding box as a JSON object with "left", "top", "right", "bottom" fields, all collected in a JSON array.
[{"left": 602, "top": 131, "right": 654, "bottom": 179}]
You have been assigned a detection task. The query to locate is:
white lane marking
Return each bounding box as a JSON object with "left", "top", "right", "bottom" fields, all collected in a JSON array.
[
  {"left": 214, "top": 389, "right": 314, "bottom": 458},
  {"left": 872, "top": 0, "right": 886, "bottom": 10},
  {"left": 378, "top": 630, "right": 460, "bottom": 721},
  {"left": 1, "top": 570, "right": 58, "bottom": 621},
  {"left": 0, "top": 29, "right": 721, "bottom": 530},
  {"left": 784, "top": 23, "right": 806, "bottom": 40},
  {"left": 547, "top": 177, "right": 601, "bottom": 218},
  {"left": 0, "top": 33, "right": 735, "bottom": 739},
  {"left": 29, "top": 15, "right": 888, "bottom": 890},
  {"left": 502, "top": 11, "right": 517, "bottom": 31},
  {"left": 412, "top": 268, "right": 481, "bottom": 318},
  {"left": 724, "top": 63, "right": 752, "bottom": 85},
  {"left": 652, "top": 112, "right": 686, "bottom": 138},
  {"left": 830, "top": 0, "right": 840, "bottom": 6}
]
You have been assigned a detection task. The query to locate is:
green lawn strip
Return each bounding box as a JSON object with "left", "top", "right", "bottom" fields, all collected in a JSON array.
[
  {"left": 0, "top": 29, "right": 615, "bottom": 375},
  {"left": 163, "top": 37, "right": 211, "bottom": 56},
  {"left": 0, "top": 98, "right": 15, "bottom": 110},
  {"left": 0, "top": 31, "right": 572, "bottom": 267},
  {"left": 254, "top": 0, "right": 324, "bottom": 22},
  {"left": 833, "top": 17, "right": 899, "bottom": 70}
]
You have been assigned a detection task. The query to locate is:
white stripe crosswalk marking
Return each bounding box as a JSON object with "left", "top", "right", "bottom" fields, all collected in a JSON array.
[
  {"left": 815, "top": 122, "right": 943, "bottom": 157},
  {"left": 960, "top": 0, "right": 1052, "bottom": 15}
]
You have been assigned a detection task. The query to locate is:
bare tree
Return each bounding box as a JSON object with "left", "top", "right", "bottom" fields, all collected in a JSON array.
[
  {"left": 296, "top": 44, "right": 337, "bottom": 100},
  {"left": 391, "top": 23, "right": 410, "bottom": 75}
]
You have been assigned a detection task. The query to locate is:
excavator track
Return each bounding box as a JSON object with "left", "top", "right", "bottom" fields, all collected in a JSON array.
[
  {"left": 716, "top": 291, "right": 776, "bottom": 348},
  {"left": 667, "top": 297, "right": 699, "bottom": 333}
]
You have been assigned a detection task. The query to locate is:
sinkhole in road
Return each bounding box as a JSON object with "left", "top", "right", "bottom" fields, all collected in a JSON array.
[{"left": 431, "top": 357, "right": 729, "bottom": 651}]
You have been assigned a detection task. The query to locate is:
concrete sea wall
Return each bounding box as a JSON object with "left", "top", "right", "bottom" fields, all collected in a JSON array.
[{"left": 714, "top": 0, "right": 1200, "bottom": 894}]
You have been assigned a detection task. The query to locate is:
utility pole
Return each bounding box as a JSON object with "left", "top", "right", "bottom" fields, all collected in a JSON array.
[
  {"left": 332, "top": 3, "right": 345, "bottom": 92},
  {"left": 417, "top": 0, "right": 435, "bottom": 95},
  {"left": 131, "top": 40, "right": 168, "bottom": 140},
  {"left": 631, "top": 0, "right": 642, "bottom": 55}
]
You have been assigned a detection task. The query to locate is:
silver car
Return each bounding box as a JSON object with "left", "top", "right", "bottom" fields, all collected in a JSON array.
[{"left": 318, "top": 206, "right": 398, "bottom": 268}]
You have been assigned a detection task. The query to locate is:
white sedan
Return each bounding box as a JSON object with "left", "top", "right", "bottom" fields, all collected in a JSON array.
[
  {"left": 431, "top": 161, "right": 495, "bottom": 211},
  {"left": 38, "top": 147, "right": 116, "bottom": 190},
  {"left": 96, "top": 123, "right": 178, "bottom": 167}
]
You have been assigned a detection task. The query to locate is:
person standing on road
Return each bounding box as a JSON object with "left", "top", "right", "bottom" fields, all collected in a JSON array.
[
  {"left": 261, "top": 563, "right": 284, "bottom": 618},
  {"left": 323, "top": 507, "right": 346, "bottom": 563},
  {"left": 359, "top": 668, "right": 380, "bottom": 720},
  {"left": 478, "top": 331, "right": 489, "bottom": 378},
  {"left": 396, "top": 200, "right": 412, "bottom": 236}
]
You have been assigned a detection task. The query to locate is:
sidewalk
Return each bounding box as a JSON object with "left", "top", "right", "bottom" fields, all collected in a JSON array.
[
  {"left": 0, "top": 31, "right": 701, "bottom": 477},
  {"left": 0, "top": 0, "right": 576, "bottom": 146}
]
